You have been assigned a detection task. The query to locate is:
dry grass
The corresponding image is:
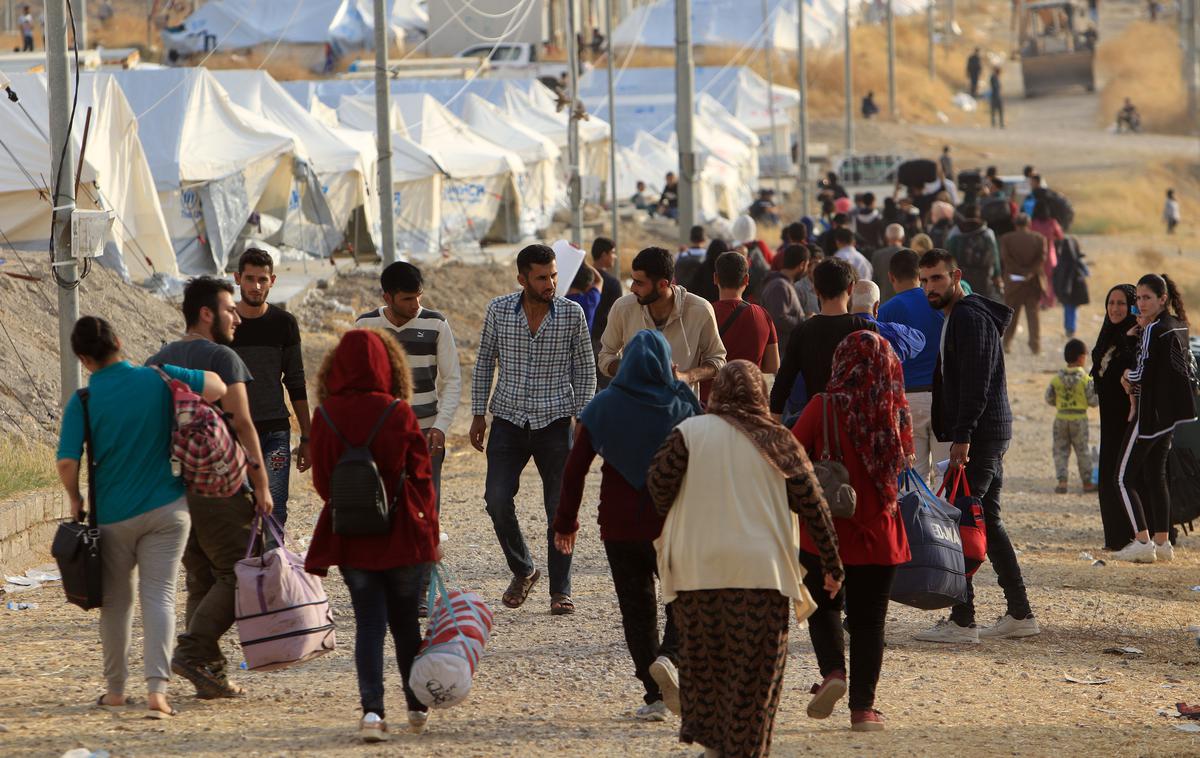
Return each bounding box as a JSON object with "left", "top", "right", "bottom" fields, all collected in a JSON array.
[
  {"left": 0, "top": 437, "right": 56, "bottom": 501},
  {"left": 1064, "top": 159, "right": 1200, "bottom": 236},
  {"left": 1097, "top": 21, "right": 1191, "bottom": 135}
]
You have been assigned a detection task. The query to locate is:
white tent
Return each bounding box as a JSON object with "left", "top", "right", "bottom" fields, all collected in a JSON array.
[
  {"left": 212, "top": 69, "right": 376, "bottom": 257},
  {"left": 109, "top": 68, "right": 298, "bottom": 275},
  {"left": 0, "top": 73, "right": 177, "bottom": 280},
  {"left": 162, "top": 0, "right": 427, "bottom": 58},
  {"left": 460, "top": 94, "right": 561, "bottom": 234}
]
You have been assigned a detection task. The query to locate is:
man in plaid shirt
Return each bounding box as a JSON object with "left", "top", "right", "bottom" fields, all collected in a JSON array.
[{"left": 470, "top": 244, "right": 597, "bottom": 616}]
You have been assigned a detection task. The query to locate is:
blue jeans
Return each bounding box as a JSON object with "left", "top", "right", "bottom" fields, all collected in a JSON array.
[
  {"left": 1063, "top": 304, "right": 1078, "bottom": 336},
  {"left": 948, "top": 439, "right": 1032, "bottom": 627},
  {"left": 257, "top": 430, "right": 291, "bottom": 527},
  {"left": 483, "top": 417, "right": 573, "bottom": 596},
  {"left": 340, "top": 565, "right": 429, "bottom": 717}
]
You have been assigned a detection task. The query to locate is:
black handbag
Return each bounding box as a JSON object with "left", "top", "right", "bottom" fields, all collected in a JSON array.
[{"left": 51, "top": 388, "right": 103, "bottom": 610}]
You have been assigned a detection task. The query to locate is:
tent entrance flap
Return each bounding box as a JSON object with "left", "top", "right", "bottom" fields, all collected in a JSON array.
[{"left": 199, "top": 173, "right": 251, "bottom": 275}]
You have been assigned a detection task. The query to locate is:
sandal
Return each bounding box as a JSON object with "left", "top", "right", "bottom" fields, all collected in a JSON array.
[
  {"left": 550, "top": 593, "right": 576, "bottom": 616},
  {"left": 501, "top": 569, "right": 541, "bottom": 608},
  {"left": 96, "top": 694, "right": 127, "bottom": 712},
  {"left": 145, "top": 706, "right": 178, "bottom": 720}
]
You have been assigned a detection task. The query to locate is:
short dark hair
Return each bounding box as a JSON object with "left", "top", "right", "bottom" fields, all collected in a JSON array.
[
  {"left": 689, "top": 225, "right": 705, "bottom": 244},
  {"left": 571, "top": 264, "right": 594, "bottom": 291},
  {"left": 780, "top": 244, "right": 809, "bottom": 270},
  {"left": 1064, "top": 338, "right": 1087, "bottom": 363},
  {"left": 813, "top": 257, "right": 854, "bottom": 300},
  {"left": 833, "top": 227, "right": 855, "bottom": 246},
  {"left": 715, "top": 251, "right": 748, "bottom": 289},
  {"left": 591, "top": 236, "right": 615, "bottom": 260},
  {"left": 889, "top": 249, "right": 920, "bottom": 281},
  {"left": 832, "top": 213, "right": 849, "bottom": 226},
  {"left": 632, "top": 246, "right": 673, "bottom": 283},
  {"left": 70, "top": 316, "right": 120, "bottom": 362},
  {"left": 919, "top": 248, "right": 958, "bottom": 272},
  {"left": 783, "top": 221, "right": 806, "bottom": 243},
  {"left": 237, "top": 247, "right": 273, "bottom": 274},
  {"left": 861, "top": 191, "right": 876, "bottom": 206},
  {"left": 962, "top": 203, "right": 980, "bottom": 220},
  {"left": 182, "top": 276, "right": 235, "bottom": 328},
  {"left": 380, "top": 261, "right": 423, "bottom": 294},
  {"left": 517, "top": 243, "right": 555, "bottom": 275}
]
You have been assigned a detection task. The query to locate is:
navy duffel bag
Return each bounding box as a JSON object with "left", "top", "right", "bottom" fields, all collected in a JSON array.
[{"left": 890, "top": 469, "right": 969, "bottom": 610}]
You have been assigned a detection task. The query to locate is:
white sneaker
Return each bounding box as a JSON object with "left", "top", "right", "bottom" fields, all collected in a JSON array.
[
  {"left": 407, "top": 710, "right": 429, "bottom": 734},
  {"left": 913, "top": 617, "right": 980, "bottom": 644},
  {"left": 634, "top": 700, "right": 668, "bottom": 722},
  {"left": 1156, "top": 541, "right": 1175, "bottom": 562},
  {"left": 1110, "top": 539, "right": 1157, "bottom": 563},
  {"left": 978, "top": 614, "right": 1041, "bottom": 639},
  {"left": 649, "top": 656, "right": 681, "bottom": 716},
  {"left": 359, "top": 713, "right": 389, "bottom": 742}
]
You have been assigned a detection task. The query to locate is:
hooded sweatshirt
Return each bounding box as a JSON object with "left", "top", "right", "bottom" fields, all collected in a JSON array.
[
  {"left": 598, "top": 285, "right": 727, "bottom": 395},
  {"left": 304, "top": 330, "right": 439, "bottom": 575},
  {"left": 933, "top": 294, "right": 1014, "bottom": 444}
]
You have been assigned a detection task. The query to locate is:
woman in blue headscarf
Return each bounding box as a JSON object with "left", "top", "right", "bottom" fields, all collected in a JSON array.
[{"left": 554, "top": 329, "right": 700, "bottom": 722}]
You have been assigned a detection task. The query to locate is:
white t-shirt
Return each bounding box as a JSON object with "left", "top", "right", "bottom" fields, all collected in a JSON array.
[
  {"left": 834, "top": 246, "right": 874, "bottom": 281},
  {"left": 19, "top": 14, "right": 33, "bottom": 35}
]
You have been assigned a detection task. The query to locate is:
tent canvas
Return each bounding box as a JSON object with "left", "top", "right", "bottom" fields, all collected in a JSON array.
[
  {"left": 0, "top": 73, "right": 177, "bottom": 280},
  {"left": 109, "top": 68, "right": 297, "bottom": 275}
]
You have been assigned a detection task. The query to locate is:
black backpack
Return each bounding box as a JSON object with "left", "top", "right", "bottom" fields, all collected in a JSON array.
[
  {"left": 954, "top": 229, "right": 998, "bottom": 299},
  {"left": 319, "top": 400, "right": 404, "bottom": 536}
]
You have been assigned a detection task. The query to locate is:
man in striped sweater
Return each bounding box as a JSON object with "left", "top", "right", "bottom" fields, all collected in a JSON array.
[{"left": 356, "top": 261, "right": 462, "bottom": 532}]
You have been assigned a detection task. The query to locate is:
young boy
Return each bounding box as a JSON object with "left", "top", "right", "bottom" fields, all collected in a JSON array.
[
  {"left": 565, "top": 262, "right": 603, "bottom": 332},
  {"left": 1164, "top": 188, "right": 1181, "bottom": 235},
  {"left": 1045, "top": 338, "right": 1098, "bottom": 494}
]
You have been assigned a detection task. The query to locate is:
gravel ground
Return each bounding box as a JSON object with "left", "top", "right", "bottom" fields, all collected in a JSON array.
[{"left": 3, "top": 258, "right": 1200, "bottom": 758}]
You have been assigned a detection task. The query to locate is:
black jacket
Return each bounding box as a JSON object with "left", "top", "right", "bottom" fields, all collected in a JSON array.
[
  {"left": 1132, "top": 314, "right": 1196, "bottom": 439},
  {"left": 933, "top": 294, "right": 1014, "bottom": 444}
]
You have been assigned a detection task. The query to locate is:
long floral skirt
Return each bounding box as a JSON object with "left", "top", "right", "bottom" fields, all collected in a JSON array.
[{"left": 672, "top": 588, "right": 791, "bottom": 758}]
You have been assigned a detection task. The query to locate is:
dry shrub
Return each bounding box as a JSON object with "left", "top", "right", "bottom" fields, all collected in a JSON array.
[
  {"left": 0, "top": 436, "right": 55, "bottom": 500},
  {"left": 1137, "top": 247, "right": 1165, "bottom": 270},
  {"left": 89, "top": 14, "right": 153, "bottom": 49},
  {"left": 1097, "top": 21, "right": 1190, "bottom": 134}
]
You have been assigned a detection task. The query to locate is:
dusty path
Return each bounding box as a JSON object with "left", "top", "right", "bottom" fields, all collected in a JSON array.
[{"left": 2, "top": 265, "right": 1200, "bottom": 758}]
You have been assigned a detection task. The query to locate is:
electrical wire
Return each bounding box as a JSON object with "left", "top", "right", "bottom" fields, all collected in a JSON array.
[
  {"left": 0, "top": 314, "right": 59, "bottom": 424},
  {"left": 0, "top": 228, "right": 57, "bottom": 313},
  {"left": 256, "top": 0, "right": 308, "bottom": 71},
  {"left": 49, "top": 0, "right": 84, "bottom": 291}
]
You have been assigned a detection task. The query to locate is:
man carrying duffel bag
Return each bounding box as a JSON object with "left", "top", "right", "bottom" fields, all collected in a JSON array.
[{"left": 914, "top": 249, "right": 1040, "bottom": 644}]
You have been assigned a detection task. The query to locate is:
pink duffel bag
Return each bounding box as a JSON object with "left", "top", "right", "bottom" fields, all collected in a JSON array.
[
  {"left": 410, "top": 564, "right": 493, "bottom": 708},
  {"left": 234, "top": 516, "right": 335, "bottom": 671}
]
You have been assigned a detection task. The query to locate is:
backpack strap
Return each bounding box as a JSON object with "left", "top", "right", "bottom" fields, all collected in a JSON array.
[
  {"left": 718, "top": 301, "right": 750, "bottom": 337},
  {"left": 819, "top": 394, "right": 831, "bottom": 461},
  {"left": 318, "top": 399, "right": 401, "bottom": 449},
  {"left": 77, "top": 388, "right": 98, "bottom": 530}
]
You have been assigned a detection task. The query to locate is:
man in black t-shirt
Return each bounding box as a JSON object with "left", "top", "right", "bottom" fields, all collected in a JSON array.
[
  {"left": 590, "top": 237, "right": 623, "bottom": 389},
  {"left": 769, "top": 257, "right": 878, "bottom": 421},
  {"left": 230, "top": 249, "right": 310, "bottom": 529}
]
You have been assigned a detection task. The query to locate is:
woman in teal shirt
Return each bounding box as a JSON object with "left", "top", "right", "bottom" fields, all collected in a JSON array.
[{"left": 57, "top": 316, "right": 226, "bottom": 719}]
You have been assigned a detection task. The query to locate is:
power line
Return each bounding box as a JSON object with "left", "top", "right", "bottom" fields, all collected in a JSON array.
[{"left": 0, "top": 313, "right": 58, "bottom": 424}]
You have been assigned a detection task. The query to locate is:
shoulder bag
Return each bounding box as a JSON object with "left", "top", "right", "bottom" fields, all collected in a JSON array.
[
  {"left": 812, "top": 394, "right": 856, "bottom": 519},
  {"left": 51, "top": 388, "right": 103, "bottom": 610}
]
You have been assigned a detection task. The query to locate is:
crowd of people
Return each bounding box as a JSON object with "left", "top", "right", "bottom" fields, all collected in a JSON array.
[{"left": 52, "top": 154, "right": 1193, "bottom": 754}]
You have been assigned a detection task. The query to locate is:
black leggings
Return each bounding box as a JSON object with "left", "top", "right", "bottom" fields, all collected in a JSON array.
[
  {"left": 1116, "top": 427, "right": 1173, "bottom": 535},
  {"left": 799, "top": 552, "right": 896, "bottom": 712},
  {"left": 604, "top": 540, "right": 679, "bottom": 704}
]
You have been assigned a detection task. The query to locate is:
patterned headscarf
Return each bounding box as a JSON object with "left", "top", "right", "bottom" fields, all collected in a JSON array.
[
  {"left": 824, "top": 331, "right": 914, "bottom": 512},
  {"left": 707, "top": 360, "right": 808, "bottom": 478}
]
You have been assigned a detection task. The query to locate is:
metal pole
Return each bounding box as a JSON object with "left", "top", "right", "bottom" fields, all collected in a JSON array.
[
  {"left": 887, "top": 0, "right": 896, "bottom": 118},
  {"left": 78, "top": 0, "right": 86, "bottom": 49},
  {"left": 796, "top": 0, "right": 810, "bottom": 216},
  {"left": 46, "top": 0, "right": 80, "bottom": 405},
  {"left": 761, "top": 0, "right": 781, "bottom": 197},
  {"left": 947, "top": 0, "right": 954, "bottom": 29},
  {"left": 928, "top": 1, "right": 936, "bottom": 79},
  {"left": 675, "top": 0, "right": 697, "bottom": 244},
  {"left": 373, "top": 0, "right": 396, "bottom": 264},
  {"left": 843, "top": 0, "right": 854, "bottom": 156},
  {"left": 566, "top": 0, "right": 583, "bottom": 245},
  {"left": 1186, "top": 0, "right": 1199, "bottom": 131},
  {"left": 604, "top": 0, "right": 619, "bottom": 263}
]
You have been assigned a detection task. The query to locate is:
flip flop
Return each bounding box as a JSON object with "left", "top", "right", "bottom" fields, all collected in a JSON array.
[
  {"left": 96, "top": 695, "right": 126, "bottom": 712},
  {"left": 145, "top": 707, "right": 178, "bottom": 720}
]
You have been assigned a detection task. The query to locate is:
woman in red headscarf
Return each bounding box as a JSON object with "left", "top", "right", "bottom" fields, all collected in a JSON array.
[
  {"left": 305, "top": 329, "right": 440, "bottom": 742},
  {"left": 791, "top": 330, "right": 913, "bottom": 733}
]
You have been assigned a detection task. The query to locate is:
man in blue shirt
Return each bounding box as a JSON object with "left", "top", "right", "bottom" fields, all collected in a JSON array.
[{"left": 877, "top": 249, "right": 949, "bottom": 482}]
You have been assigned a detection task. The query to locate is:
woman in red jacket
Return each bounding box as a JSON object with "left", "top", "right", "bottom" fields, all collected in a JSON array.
[
  {"left": 791, "top": 330, "right": 913, "bottom": 733},
  {"left": 305, "top": 329, "right": 440, "bottom": 742}
]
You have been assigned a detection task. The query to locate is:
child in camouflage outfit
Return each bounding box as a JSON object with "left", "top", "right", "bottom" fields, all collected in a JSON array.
[{"left": 1046, "top": 339, "right": 1099, "bottom": 494}]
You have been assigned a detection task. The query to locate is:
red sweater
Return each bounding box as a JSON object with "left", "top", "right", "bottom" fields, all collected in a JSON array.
[
  {"left": 554, "top": 424, "right": 664, "bottom": 543},
  {"left": 792, "top": 400, "right": 910, "bottom": 566},
  {"left": 304, "top": 331, "right": 440, "bottom": 575}
]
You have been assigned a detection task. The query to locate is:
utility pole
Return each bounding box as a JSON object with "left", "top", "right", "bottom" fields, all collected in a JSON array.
[
  {"left": 761, "top": 0, "right": 781, "bottom": 197},
  {"left": 373, "top": 0, "right": 395, "bottom": 264},
  {"left": 796, "top": 0, "right": 810, "bottom": 216},
  {"left": 566, "top": 0, "right": 583, "bottom": 245},
  {"left": 928, "top": 1, "right": 936, "bottom": 79},
  {"left": 1186, "top": 0, "right": 1199, "bottom": 131},
  {"left": 46, "top": 0, "right": 80, "bottom": 405},
  {"left": 603, "top": 0, "right": 619, "bottom": 265},
  {"left": 675, "top": 0, "right": 697, "bottom": 244},
  {"left": 887, "top": 0, "right": 896, "bottom": 118},
  {"left": 843, "top": 0, "right": 854, "bottom": 156}
]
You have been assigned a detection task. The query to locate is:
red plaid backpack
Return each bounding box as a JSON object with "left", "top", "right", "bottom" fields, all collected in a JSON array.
[{"left": 153, "top": 366, "right": 248, "bottom": 498}]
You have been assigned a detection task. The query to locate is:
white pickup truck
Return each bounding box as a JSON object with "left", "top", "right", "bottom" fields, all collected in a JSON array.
[{"left": 455, "top": 42, "right": 588, "bottom": 82}]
